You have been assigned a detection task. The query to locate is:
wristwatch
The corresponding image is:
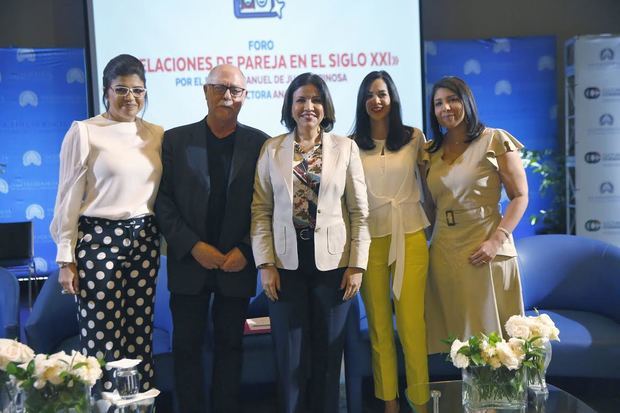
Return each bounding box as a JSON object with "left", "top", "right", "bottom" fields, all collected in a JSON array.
[{"left": 58, "top": 262, "right": 71, "bottom": 268}]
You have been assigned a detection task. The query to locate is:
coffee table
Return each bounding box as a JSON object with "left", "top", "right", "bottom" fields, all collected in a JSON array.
[{"left": 409, "top": 381, "right": 596, "bottom": 413}]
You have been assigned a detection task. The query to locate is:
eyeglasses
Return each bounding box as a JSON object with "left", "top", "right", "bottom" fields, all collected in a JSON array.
[
  {"left": 111, "top": 86, "right": 147, "bottom": 98},
  {"left": 207, "top": 84, "right": 246, "bottom": 98}
]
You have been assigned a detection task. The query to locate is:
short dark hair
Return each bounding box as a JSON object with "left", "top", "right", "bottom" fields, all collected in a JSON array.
[
  {"left": 428, "top": 76, "right": 484, "bottom": 153},
  {"left": 351, "top": 70, "right": 412, "bottom": 152},
  {"left": 102, "top": 54, "right": 147, "bottom": 111},
  {"left": 280, "top": 73, "right": 335, "bottom": 132}
]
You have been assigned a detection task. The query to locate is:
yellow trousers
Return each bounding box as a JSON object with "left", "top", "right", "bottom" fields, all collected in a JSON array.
[{"left": 360, "top": 230, "right": 430, "bottom": 404}]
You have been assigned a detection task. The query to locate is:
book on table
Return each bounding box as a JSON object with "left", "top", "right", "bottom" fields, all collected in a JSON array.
[{"left": 244, "top": 316, "right": 271, "bottom": 334}]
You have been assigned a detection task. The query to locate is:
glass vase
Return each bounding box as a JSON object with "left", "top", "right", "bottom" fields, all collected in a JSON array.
[
  {"left": 462, "top": 365, "right": 528, "bottom": 410},
  {"left": 23, "top": 381, "right": 91, "bottom": 413},
  {"left": 0, "top": 371, "right": 18, "bottom": 413},
  {"left": 528, "top": 338, "right": 552, "bottom": 394}
]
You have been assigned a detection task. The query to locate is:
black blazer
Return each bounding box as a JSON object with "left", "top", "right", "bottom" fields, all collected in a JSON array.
[{"left": 155, "top": 118, "right": 269, "bottom": 297}]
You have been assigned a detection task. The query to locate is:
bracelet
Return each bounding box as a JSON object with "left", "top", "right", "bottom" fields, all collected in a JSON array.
[
  {"left": 497, "top": 226, "right": 511, "bottom": 240},
  {"left": 58, "top": 262, "right": 71, "bottom": 268},
  {"left": 257, "top": 263, "right": 275, "bottom": 270}
]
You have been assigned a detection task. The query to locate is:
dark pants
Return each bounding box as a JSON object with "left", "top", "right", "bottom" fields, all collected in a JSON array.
[
  {"left": 170, "top": 288, "right": 249, "bottom": 413},
  {"left": 269, "top": 235, "right": 350, "bottom": 413}
]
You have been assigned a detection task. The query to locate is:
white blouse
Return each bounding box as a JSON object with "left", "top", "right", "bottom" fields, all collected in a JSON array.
[
  {"left": 50, "top": 115, "right": 164, "bottom": 263},
  {"left": 359, "top": 127, "right": 430, "bottom": 298}
]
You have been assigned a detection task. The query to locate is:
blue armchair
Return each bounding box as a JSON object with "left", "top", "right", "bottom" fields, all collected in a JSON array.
[
  {"left": 0, "top": 267, "right": 20, "bottom": 339},
  {"left": 517, "top": 234, "right": 620, "bottom": 379},
  {"left": 24, "top": 256, "right": 174, "bottom": 392}
]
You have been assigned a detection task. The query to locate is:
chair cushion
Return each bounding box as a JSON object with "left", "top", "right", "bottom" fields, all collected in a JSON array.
[{"left": 526, "top": 309, "right": 620, "bottom": 378}]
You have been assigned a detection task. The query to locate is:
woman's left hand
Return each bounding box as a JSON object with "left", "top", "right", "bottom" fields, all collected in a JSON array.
[
  {"left": 340, "top": 267, "right": 363, "bottom": 300},
  {"left": 469, "top": 237, "right": 502, "bottom": 266}
]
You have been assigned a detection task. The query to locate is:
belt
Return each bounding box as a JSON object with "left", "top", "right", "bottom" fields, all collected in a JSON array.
[
  {"left": 295, "top": 227, "right": 314, "bottom": 241},
  {"left": 441, "top": 205, "right": 499, "bottom": 226}
]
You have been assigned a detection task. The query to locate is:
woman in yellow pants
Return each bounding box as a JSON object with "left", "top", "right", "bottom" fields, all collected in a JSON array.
[{"left": 351, "top": 71, "right": 430, "bottom": 413}]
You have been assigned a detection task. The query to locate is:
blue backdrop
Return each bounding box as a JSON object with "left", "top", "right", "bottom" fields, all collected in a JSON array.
[
  {"left": 0, "top": 48, "right": 88, "bottom": 275},
  {"left": 424, "top": 36, "right": 558, "bottom": 238}
]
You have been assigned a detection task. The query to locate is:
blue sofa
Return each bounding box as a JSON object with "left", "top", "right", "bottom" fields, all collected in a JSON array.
[
  {"left": 517, "top": 234, "right": 620, "bottom": 379},
  {"left": 342, "top": 234, "right": 620, "bottom": 411}
]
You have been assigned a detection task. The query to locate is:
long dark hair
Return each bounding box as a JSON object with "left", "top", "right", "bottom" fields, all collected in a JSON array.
[
  {"left": 280, "top": 72, "right": 335, "bottom": 132},
  {"left": 102, "top": 54, "right": 147, "bottom": 112},
  {"left": 351, "top": 71, "right": 411, "bottom": 151},
  {"left": 427, "top": 76, "right": 484, "bottom": 153}
]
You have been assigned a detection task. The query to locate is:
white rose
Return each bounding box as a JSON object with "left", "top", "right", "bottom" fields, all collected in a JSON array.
[
  {"left": 480, "top": 340, "right": 501, "bottom": 368},
  {"left": 495, "top": 341, "right": 521, "bottom": 370},
  {"left": 33, "top": 353, "right": 66, "bottom": 386},
  {"left": 536, "top": 314, "right": 560, "bottom": 341},
  {"left": 450, "top": 339, "right": 470, "bottom": 369},
  {"left": 73, "top": 356, "right": 102, "bottom": 386},
  {"left": 530, "top": 321, "right": 553, "bottom": 340},
  {"left": 0, "top": 339, "right": 35, "bottom": 370},
  {"left": 508, "top": 338, "right": 526, "bottom": 361},
  {"left": 505, "top": 315, "right": 532, "bottom": 339}
]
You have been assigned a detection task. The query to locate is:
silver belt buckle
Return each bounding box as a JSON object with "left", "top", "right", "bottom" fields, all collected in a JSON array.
[{"left": 298, "top": 228, "right": 312, "bottom": 240}]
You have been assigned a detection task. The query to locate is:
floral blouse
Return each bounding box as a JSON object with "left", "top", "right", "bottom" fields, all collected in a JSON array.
[{"left": 292, "top": 140, "right": 322, "bottom": 229}]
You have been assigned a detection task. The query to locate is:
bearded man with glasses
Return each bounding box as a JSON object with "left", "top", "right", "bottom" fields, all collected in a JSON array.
[{"left": 155, "top": 64, "right": 269, "bottom": 413}]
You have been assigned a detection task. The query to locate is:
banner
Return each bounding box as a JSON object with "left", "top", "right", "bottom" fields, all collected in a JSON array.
[
  {"left": 87, "top": 0, "right": 423, "bottom": 135},
  {"left": 0, "top": 48, "right": 88, "bottom": 274},
  {"left": 571, "top": 35, "right": 620, "bottom": 246}
]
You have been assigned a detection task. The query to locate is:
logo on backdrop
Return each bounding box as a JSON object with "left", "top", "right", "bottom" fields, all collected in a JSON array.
[
  {"left": 585, "top": 152, "right": 601, "bottom": 164},
  {"left": 233, "top": 0, "right": 285, "bottom": 19},
  {"left": 23, "top": 151, "right": 42, "bottom": 167},
  {"left": 492, "top": 39, "right": 511, "bottom": 53},
  {"left": 600, "top": 182, "right": 614, "bottom": 194},
  {"left": 16, "top": 48, "right": 36, "bottom": 62},
  {"left": 584, "top": 219, "right": 601, "bottom": 232},
  {"left": 584, "top": 87, "right": 601, "bottom": 99},
  {"left": 600, "top": 48, "right": 615, "bottom": 61},
  {"left": 34, "top": 257, "right": 48, "bottom": 273},
  {"left": 494, "top": 80, "right": 512, "bottom": 95},
  {"left": 0, "top": 178, "right": 8, "bottom": 194},
  {"left": 66, "top": 68, "right": 85, "bottom": 84},
  {"left": 425, "top": 42, "right": 437, "bottom": 56},
  {"left": 19, "top": 90, "right": 38, "bottom": 107},
  {"left": 537, "top": 55, "right": 554, "bottom": 71},
  {"left": 463, "top": 59, "right": 481, "bottom": 75},
  {"left": 25, "top": 204, "right": 45, "bottom": 220},
  {"left": 599, "top": 113, "right": 614, "bottom": 126}
]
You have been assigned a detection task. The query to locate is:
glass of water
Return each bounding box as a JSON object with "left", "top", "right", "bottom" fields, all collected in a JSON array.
[{"left": 114, "top": 366, "right": 140, "bottom": 399}]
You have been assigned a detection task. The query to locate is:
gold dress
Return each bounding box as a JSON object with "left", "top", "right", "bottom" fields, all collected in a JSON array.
[{"left": 424, "top": 128, "right": 525, "bottom": 354}]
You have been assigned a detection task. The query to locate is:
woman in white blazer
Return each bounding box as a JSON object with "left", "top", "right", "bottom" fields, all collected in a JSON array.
[{"left": 251, "top": 72, "right": 370, "bottom": 413}]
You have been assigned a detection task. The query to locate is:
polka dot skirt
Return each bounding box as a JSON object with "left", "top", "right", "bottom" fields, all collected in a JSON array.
[{"left": 76, "top": 215, "right": 160, "bottom": 392}]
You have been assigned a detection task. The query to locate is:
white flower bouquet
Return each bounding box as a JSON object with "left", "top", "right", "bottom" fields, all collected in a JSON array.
[
  {"left": 6, "top": 350, "right": 103, "bottom": 413},
  {"left": 447, "top": 332, "right": 531, "bottom": 408},
  {"left": 446, "top": 312, "right": 561, "bottom": 407},
  {"left": 505, "top": 312, "right": 560, "bottom": 392},
  {"left": 505, "top": 313, "right": 560, "bottom": 342}
]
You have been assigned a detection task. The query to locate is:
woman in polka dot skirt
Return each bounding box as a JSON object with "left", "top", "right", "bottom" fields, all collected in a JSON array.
[{"left": 50, "top": 54, "right": 164, "bottom": 392}]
